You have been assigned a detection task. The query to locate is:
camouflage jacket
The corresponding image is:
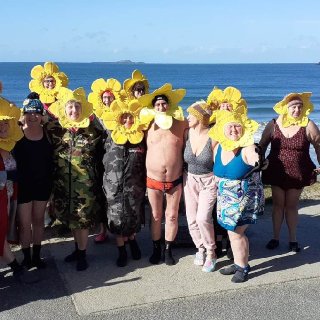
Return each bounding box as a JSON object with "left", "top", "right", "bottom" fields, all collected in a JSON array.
[
  {"left": 102, "top": 134, "right": 146, "bottom": 236},
  {"left": 46, "top": 121, "right": 104, "bottom": 229}
]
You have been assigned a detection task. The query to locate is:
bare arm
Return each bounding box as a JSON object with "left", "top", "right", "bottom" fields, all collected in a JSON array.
[
  {"left": 306, "top": 120, "right": 320, "bottom": 169},
  {"left": 259, "top": 120, "right": 274, "bottom": 154},
  {"left": 243, "top": 144, "right": 259, "bottom": 166}
]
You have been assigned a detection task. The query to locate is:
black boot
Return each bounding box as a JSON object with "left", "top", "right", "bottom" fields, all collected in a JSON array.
[
  {"left": 163, "top": 240, "right": 176, "bottom": 266},
  {"left": 22, "top": 247, "right": 32, "bottom": 269},
  {"left": 8, "top": 259, "right": 24, "bottom": 278},
  {"left": 215, "top": 241, "right": 223, "bottom": 258},
  {"left": 76, "top": 249, "right": 88, "bottom": 271},
  {"left": 149, "top": 239, "right": 162, "bottom": 264},
  {"left": 116, "top": 245, "right": 128, "bottom": 267},
  {"left": 32, "top": 244, "right": 46, "bottom": 269},
  {"left": 129, "top": 238, "right": 141, "bottom": 260},
  {"left": 64, "top": 242, "right": 79, "bottom": 263}
]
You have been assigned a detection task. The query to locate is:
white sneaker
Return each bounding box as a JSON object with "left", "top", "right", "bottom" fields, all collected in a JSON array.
[{"left": 194, "top": 251, "right": 205, "bottom": 266}]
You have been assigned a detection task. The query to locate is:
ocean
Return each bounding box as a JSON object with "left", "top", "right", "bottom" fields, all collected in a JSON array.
[{"left": 1, "top": 62, "right": 320, "bottom": 161}]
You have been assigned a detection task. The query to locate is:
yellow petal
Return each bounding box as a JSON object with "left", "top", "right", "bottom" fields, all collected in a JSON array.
[
  {"left": 112, "top": 130, "right": 128, "bottom": 144},
  {"left": 44, "top": 62, "right": 59, "bottom": 74},
  {"left": 30, "top": 65, "right": 44, "bottom": 79},
  {"left": 224, "top": 87, "right": 241, "bottom": 102},
  {"left": 139, "top": 107, "right": 155, "bottom": 124},
  {"left": 128, "top": 131, "right": 143, "bottom": 144},
  {"left": 154, "top": 113, "right": 173, "bottom": 130},
  {"left": 91, "top": 78, "right": 106, "bottom": 92}
]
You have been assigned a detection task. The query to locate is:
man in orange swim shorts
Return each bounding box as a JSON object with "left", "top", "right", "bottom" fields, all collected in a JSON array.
[{"left": 141, "top": 85, "right": 188, "bottom": 266}]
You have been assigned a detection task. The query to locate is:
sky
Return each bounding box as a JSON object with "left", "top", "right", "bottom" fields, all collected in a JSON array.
[{"left": 1, "top": 0, "right": 320, "bottom": 63}]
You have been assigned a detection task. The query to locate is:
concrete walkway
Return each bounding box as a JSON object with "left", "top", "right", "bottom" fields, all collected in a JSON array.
[{"left": 1, "top": 201, "right": 320, "bottom": 318}]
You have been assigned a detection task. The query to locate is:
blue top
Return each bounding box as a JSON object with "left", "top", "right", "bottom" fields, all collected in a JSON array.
[{"left": 214, "top": 145, "right": 253, "bottom": 179}]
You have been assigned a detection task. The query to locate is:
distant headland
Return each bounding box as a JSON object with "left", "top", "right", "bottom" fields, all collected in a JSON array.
[{"left": 91, "top": 60, "right": 145, "bottom": 64}]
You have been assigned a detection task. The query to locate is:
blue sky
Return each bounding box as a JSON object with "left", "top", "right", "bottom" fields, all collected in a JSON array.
[{"left": 1, "top": 0, "right": 320, "bottom": 63}]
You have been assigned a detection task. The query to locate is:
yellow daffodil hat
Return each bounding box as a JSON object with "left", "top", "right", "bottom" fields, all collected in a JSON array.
[
  {"left": 122, "top": 69, "right": 150, "bottom": 100},
  {"left": 0, "top": 97, "right": 23, "bottom": 151},
  {"left": 88, "top": 78, "right": 121, "bottom": 118},
  {"left": 206, "top": 86, "right": 247, "bottom": 123},
  {"left": 187, "top": 100, "right": 214, "bottom": 126},
  {"left": 29, "top": 62, "right": 69, "bottom": 104},
  {"left": 101, "top": 99, "right": 148, "bottom": 145},
  {"left": 208, "top": 110, "right": 259, "bottom": 151},
  {"left": 48, "top": 87, "right": 93, "bottom": 129},
  {"left": 273, "top": 92, "right": 313, "bottom": 127},
  {"left": 138, "top": 83, "right": 186, "bottom": 130}
]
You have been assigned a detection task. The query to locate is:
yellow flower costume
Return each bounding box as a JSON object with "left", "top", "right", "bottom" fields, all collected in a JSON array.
[
  {"left": 207, "top": 86, "right": 247, "bottom": 122},
  {"left": 88, "top": 78, "right": 121, "bottom": 118},
  {"left": 273, "top": 92, "right": 313, "bottom": 127},
  {"left": 48, "top": 87, "right": 93, "bottom": 129},
  {"left": 29, "top": 62, "right": 69, "bottom": 104},
  {"left": 101, "top": 99, "right": 148, "bottom": 144},
  {"left": 0, "top": 97, "right": 23, "bottom": 151},
  {"left": 121, "top": 69, "right": 149, "bottom": 101},
  {"left": 138, "top": 83, "right": 186, "bottom": 130},
  {"left": 209, "top": 110, "right": 259, "bottom": 151}
]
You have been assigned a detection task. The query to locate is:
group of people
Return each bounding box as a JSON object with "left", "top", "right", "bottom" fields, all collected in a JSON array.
[{"left": 0, "top": 61, "right": 319, "bottom": 284}]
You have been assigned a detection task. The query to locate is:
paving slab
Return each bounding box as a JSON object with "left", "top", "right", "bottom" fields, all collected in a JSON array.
[{"left": 44, "top": 202, "right": 320, "bottom": 316}]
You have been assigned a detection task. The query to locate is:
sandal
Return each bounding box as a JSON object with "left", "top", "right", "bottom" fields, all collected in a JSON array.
[{"left": 266, "top": 239, "right": 279, "bottom": 250}]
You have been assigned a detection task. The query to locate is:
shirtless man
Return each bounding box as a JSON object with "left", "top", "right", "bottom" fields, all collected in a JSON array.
[{"left": 146, "top": 94, "right": 188, "bottom": 265}]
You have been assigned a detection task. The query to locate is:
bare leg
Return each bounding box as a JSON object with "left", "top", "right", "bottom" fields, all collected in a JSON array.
[
  {"left": 31, "top": 201, "right": 47, "bottom": 245},
  {"left": 271, "top": 186, "right": 286, "bottom": 240},
  {"left": 164, "top": 184, "right": 182, "bottom": 241},
  {"left": 284, "top": 188, "right": 302, "bottom": 242},
  {"left": 18, "top": 202, "right": 32, "bottom": 248},
  {"left": 228, "top": 225, "right": 249, "bottom": 268},
  {"left": 147, "top": 188, "right": 164, "bottom": 241}
]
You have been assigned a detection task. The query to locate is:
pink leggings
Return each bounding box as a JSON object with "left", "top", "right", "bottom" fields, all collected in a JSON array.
[{"left": 183, "top": 172, "right": 216, "bottom": 254}]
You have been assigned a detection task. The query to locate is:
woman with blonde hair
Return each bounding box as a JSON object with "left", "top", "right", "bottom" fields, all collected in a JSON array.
[{"left": 183, "top": 101, "right": 217, "bottom": 272}]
